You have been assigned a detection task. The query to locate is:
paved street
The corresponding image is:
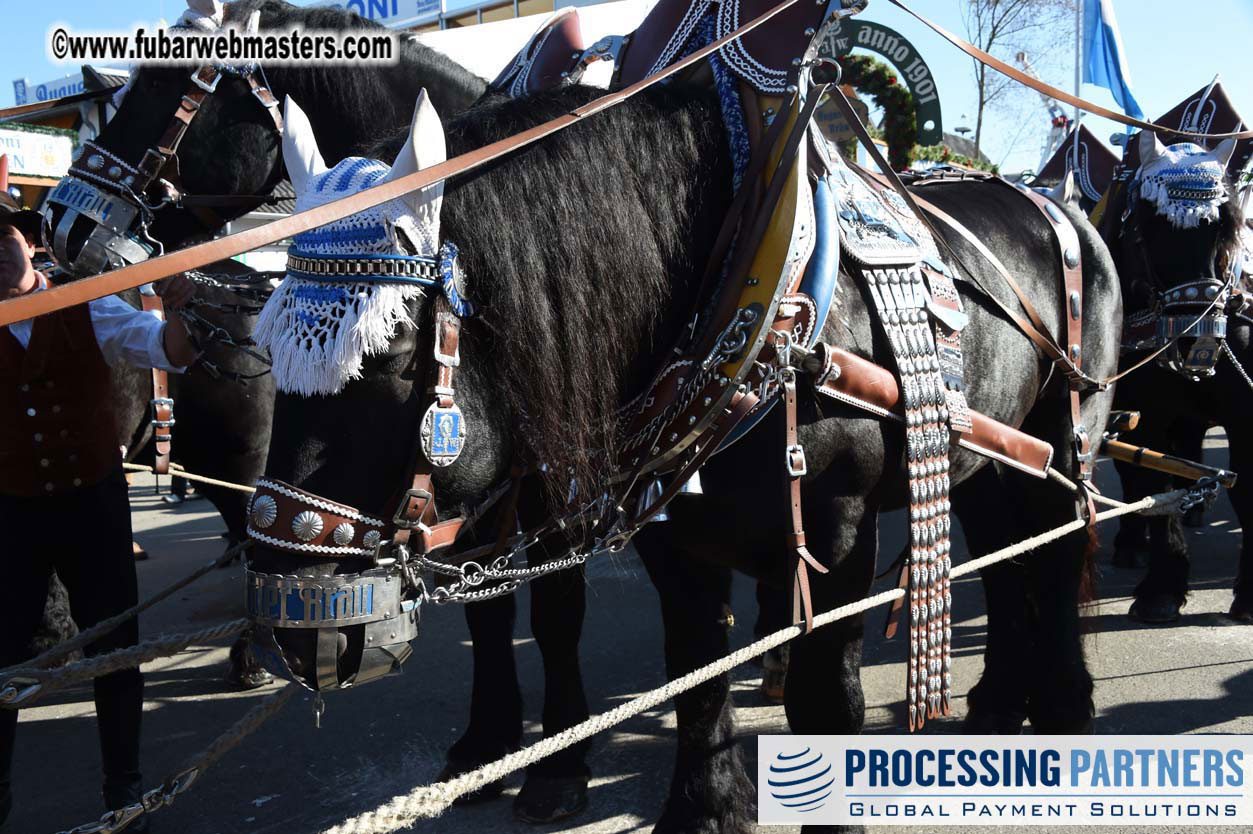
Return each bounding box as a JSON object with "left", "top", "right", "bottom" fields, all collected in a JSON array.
[{"left": 12, "top": 431, "right": 1252, "bottom": 834}]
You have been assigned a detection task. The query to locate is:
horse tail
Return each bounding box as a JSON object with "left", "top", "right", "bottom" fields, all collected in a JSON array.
[{"left": 1078, "top": 523, "right": 1099, "bottom": 609}]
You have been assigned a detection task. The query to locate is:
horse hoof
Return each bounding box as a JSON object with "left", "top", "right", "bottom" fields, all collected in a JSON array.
[
  {"left": 1183, "top": 506, "right": 1206, "bottom": 528},
  {"left": 1128, "top": 596, "right": 1182, "bottom": 624},
  {"left": 513, "top": 774, "right": 589, "bottom": 823},
  {"left": 1112, "top": 548, "right": 1147, "bottom": 569},
  {"left": 436, "top": 761, "right": 508, "bottom": 805},
  {"left": 963, "top": 709, "right": 1025, "bottom": 734},
  {"left": 1226, "top": 596, "right": 1253, "bottom": 623}
]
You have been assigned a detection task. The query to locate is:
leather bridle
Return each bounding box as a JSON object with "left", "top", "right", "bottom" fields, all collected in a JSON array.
[
  {"left": 45, "top": 63, "right": 285, "bottom": 277},
  {"left": 1117, "top": 185, "right": 1237, "bottom": 379}
]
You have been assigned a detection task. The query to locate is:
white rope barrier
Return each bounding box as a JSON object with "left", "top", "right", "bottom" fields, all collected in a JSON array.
[
  {"left": 0, "top": 619, "right": 251, "bottom": 708},
  {"left": 124, "top": 462, "right": 256, "bottom": 494},
  {"left": 320, "top": 487, "right": 1188, "bottom": 833}
]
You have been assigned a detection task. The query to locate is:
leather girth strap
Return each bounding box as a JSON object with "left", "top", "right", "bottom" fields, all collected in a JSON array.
[
  {"left": 783, "top": 370, "right": 828, "bottom": 633},
  {"left": 139, "top": 289, "right": 172, "bottom": 476}
]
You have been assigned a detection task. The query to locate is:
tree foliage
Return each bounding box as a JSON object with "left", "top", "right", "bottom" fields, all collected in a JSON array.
[{"left": 962, "top": 0, "right": 1074, "bottom": 157}]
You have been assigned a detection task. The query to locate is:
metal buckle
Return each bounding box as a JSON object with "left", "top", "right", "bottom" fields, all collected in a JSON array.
[
  {"left": 191, "top": 66, "right": 221, "bottom": 94},
  {"left": 392, "top": 488, "right": 433, "bottom": 529},
  {"left": 786, "top": 443, "right": 808, "bottom": 478}
]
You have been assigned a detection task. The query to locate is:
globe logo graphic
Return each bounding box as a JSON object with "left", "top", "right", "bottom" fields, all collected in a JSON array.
[{"left": 768, "top": 747, "right": 834, "bottom": 812}]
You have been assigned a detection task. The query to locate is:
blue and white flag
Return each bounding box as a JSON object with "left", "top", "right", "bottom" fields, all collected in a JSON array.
[{"left": 1083, "top": 0, "right": 1144, "bottom": 120}]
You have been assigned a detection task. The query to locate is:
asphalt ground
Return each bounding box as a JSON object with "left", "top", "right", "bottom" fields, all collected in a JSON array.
[{"left": 10, "top": 430, "right": 1252, "bottom": 834}]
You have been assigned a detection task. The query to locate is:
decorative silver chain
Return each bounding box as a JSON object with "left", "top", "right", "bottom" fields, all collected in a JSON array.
[{"left": 1221, "top": 340, "right": 1253, "bottom": 395}]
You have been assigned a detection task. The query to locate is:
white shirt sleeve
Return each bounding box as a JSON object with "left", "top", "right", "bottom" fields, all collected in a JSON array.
[{"left": 87, "top": 294, "right": 186, "bottom": 373}]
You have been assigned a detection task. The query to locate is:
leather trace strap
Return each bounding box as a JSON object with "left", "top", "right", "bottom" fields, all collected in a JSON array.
[
  {"left": 139, "top": 286, "right": 173, "bottom": 476},
  {"left": 782, "top": 368, "right": 827, "bottom": 633}
]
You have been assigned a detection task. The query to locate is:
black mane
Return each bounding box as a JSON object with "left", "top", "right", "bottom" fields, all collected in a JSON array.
[
  {"left": 226, "top": 0, "right": 487, "bottom": 147},
  {"left": 369, "top": 83, "right": 731, "bottom": 501}
]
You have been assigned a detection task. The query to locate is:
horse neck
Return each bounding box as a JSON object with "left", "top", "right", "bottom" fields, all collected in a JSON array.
[{"left": 265, "top": 55, "right": 484, "bottom": 164}]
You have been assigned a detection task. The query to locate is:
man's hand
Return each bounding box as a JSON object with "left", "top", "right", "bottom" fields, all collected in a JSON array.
[{"left": 155, "top": 273, "right": 197, "bottom": 310}]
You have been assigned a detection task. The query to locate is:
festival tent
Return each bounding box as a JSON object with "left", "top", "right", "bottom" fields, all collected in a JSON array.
[
  {"left": 1125, "top": 80, "right": 1251, "bottom": 175},
  {"left": 1034, "top": 123, "right": 1119, "bottom": 205}
]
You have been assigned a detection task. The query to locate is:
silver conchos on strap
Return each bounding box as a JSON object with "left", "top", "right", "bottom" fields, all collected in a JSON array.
[
  {"left": 420, "top": 401, "right": 467, "bottom": 466},
  {"left": 863, "top": 263, "right": 954, "bottom": 731}
]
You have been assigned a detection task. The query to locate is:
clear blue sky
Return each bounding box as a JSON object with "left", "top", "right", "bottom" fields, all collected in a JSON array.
[{"left": 3, "top": 0, "right": 1251, "bottom": 174}]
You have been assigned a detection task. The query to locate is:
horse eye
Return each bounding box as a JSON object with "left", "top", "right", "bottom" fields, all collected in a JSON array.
[{"left": 393, "top": 224, "right": 419, "bottom": 255}]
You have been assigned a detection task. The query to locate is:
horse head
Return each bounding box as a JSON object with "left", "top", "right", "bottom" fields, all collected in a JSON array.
[
  {"left": 1116, "top": 130, "right": 1242, "bottom": 306},
  {"left": 1112, "top": 130, "right": 1244, "bottom": 377},
  {"left": 244, "top": 93, "right": 507, "bottom": 691},
  {"left": 42, "top": 1, "right": 285, "bottom": 276}
]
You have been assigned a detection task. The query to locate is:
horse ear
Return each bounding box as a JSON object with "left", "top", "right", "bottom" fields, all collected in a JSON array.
[
  {"left": 381, "top": 90, "right": 446, "bottom": 216},
  {"left": 1211, "top": 137, "right": 1237, "bottom": 169},
  {"left": 1049, "top": 170, "right": 1077, "bottom": 206},
  {"left": 187, "top": 0, "right": 223, "bottom": 17},
  {"left": 281, "top": 96, "right": 327, "bottom": 195},
  {"left": 383, "top": 89, "right": 446, "bottom": 183},
  {"left": 1139, "top": 129, "right": 1165, "bottom": 167}
]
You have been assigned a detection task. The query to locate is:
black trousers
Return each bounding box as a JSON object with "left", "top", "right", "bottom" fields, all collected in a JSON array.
[{"left": 0, "top": 469, "right": 142, "bottom": 793}]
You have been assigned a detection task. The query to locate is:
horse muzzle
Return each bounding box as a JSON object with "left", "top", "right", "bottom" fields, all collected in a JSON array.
[
  {"left": 42, "top": 176, "right": 156, "bottom": 276},
  {"left": 245, "top": 567, "right": 419, "bottom": 692},
  {"left": 243, "top": 479, "right": 422, "bottom": 692}
]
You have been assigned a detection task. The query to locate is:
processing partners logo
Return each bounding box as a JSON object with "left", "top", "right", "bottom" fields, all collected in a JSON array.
[
  {"left": 759, "top": 735, "right": 1253, "bottom": 826},
  {"left": 767, "top": 747, "right": 835, "bottom": 813}
]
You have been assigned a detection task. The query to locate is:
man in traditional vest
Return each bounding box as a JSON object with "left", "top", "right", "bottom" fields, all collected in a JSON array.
[{"left": 0, "top": 191, "right": 196, "bottom": 830}]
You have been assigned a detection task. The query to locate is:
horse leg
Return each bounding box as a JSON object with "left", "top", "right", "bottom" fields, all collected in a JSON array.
[
  {"left": 1012, "top": 408, "right": 1097, "bottom": 732},
  {"left": 783, "top": 496, "right": 877, "bottom": 834},
  {"left": 950, "top": 464, "right": 1029, "bottom": 734},
  {"left": 437, "top": 595, "right": 524, "bottom": 803},
  {"left": 513, "top": 563, "right": 592, "bottom": 823},
  {"left": 1111, "top": 459, "right": 1150, "bottom": 569},
  {"left": 1225, "top": 427, "right": 1253, "bottom": 621},
  {"left": 636, "top": 526, "right": 755, "bottom": 834},
  {"left": 1129, "top": 470, "right": 1190, "bottom": 624},
  {"left": 755, "top": 580, "right": 792, "bottom": 704}
]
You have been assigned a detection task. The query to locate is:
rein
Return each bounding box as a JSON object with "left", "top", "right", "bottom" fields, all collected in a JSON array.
[{"left": 9, "top": 0, "right": 1253, "bottom": 329}]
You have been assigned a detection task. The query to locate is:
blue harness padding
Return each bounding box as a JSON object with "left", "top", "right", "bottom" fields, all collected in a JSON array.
[
  {"left": 797, "top": 173, "right": 840, "bottom": 347},
  {"left": 709, "top": 172, "right": 842, "bottom": 456}
]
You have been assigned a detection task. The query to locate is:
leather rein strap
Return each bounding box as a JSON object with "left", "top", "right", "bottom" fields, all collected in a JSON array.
[{"left": 138, "top": 289, "right": 173, "bottom": 475}]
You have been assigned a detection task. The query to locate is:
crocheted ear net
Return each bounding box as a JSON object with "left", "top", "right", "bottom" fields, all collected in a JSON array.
[
  {"left": 254, "top": 158, "right": 434, "bottom": 397},
  {"left": 1137, "top": 142, "right": 1229, "bottom": 229}
]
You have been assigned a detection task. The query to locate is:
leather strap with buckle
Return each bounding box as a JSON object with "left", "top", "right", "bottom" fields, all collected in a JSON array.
[{"left": 138, "top": 286, "right": 173, "bottom": 475}]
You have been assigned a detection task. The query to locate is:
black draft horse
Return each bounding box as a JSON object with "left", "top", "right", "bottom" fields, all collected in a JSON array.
[
  {"left": 248, "top": 76, "right": 1121, "bottom": 832},
  {"left": 43, "top": 0, "right": 485, "bottom": 549},
  {"left": 1105, "top": 130, "right": 1251, "bottom": 624}
]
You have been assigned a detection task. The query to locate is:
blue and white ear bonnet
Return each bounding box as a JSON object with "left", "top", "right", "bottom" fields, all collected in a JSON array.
[
  {"left": 1135, "top": 133, "right": 1235, "bottom": 229},
  {"left": 255, "top": 93, "right": 470, "bottom": 397}
]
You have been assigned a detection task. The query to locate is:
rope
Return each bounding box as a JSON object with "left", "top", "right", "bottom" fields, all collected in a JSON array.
[
  {"left": 1045, "top": 467, "right": 1127, "bottom": 509},
  {"left": 0, "top": 619, "right": 250, "bottom": 709},
  {"left": 58, "top": 681, "right": 299, "bottom": 834},
  {"left": 319, "top": 488, "right": 1187, "bottom": 833},
  {"left": 123, "top": 462, "right": 256, "bottom": 494},
  {"left": 0, "top": 541, "right": 250, "bottom": 678}
]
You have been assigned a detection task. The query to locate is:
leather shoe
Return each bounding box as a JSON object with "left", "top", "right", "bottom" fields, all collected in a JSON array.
[{"left": 103, "top": 779, "right": 150, "bottom": 833}]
